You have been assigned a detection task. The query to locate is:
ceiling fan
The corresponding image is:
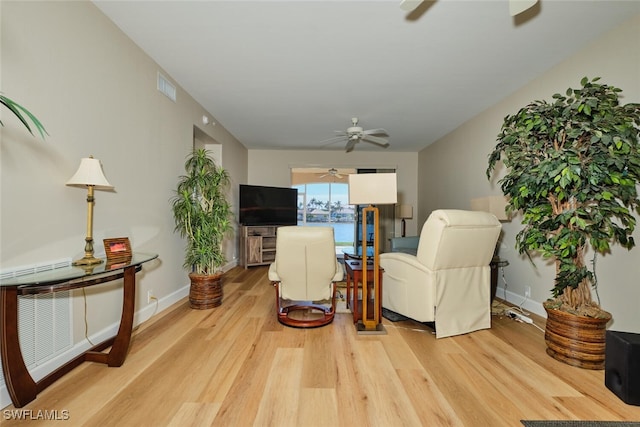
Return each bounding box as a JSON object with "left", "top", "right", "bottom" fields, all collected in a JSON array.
[
  {"left": 322, "top": 117, "right": 390, "bottom": 153},
  {"left": 400, "top": 0, "right": 538, "bottom": 16},
  {"left": 318, "top": 168, "right": 343, "bottom": 179}
]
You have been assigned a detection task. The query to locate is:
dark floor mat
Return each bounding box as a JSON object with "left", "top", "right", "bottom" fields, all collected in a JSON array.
[
  {"left": 521, "top": 422, "right": 640, "bottom": 427},
  {"left": 382, "top": 307, "right": 410, "bottom": 322}
]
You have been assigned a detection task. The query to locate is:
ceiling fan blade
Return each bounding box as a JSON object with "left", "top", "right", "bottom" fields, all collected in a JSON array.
[
  {"left": 399, "top": 0, "right": 423, "bottom": 12},
  {"left": 402, "top": 0, "right": 532, "bottom": 19},
  {"left": 362, "top": 135, "right": 390, "bottom": 147},
  {"left": 320, "top": 168, "right": 343, "bottom": 179},
  {"left": 345, "top": 139, "right": 358, "bottom": 153},
  {"left": 363, "top": 128, "right": 389, "bottom": 137},
  {"left": 509, "top": 0, "right": 537, "bottom": 16},
  {"left": 319, "top": 136, "right": 347, "bottom": 146}
]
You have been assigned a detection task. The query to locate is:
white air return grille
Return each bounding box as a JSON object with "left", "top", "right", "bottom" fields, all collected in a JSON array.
[
  {"left": 0, "top": 292, "right": 73, "bottom": 389},
  {"left": 19, "top": 292, "right": 72, "bottom": 363},
  {"left": 0, "top": 262, "right": 73, "bottom": 390},
  {"left": 157, "top": 72, "right": 177, "bottom": 102},
  {"left": 0, "top": 258, "right": 71, "bottom": 281}
]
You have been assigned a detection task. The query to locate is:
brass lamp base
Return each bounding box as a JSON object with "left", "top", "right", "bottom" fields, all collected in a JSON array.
[{"left": 72, "top": 256, "right": 103, "bottom": 266}]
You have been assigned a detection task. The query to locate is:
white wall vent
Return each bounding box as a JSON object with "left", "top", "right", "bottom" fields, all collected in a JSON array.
[
  {"left": 0, "top": 259, "right": 74, "bottom": 391},
  {"left": 0, "top": 258, "right": 71, "bottom": 281},
  {"left": 157, "top": 72, "right": 177, "bottom": 102},
  {"left": 0, "top": 291, "right": 73, "bottom": 390}
]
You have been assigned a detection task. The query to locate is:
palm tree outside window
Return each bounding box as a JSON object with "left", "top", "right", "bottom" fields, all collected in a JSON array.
[{"left": 293, "top": 182, "right": 354, "bottom": 252}]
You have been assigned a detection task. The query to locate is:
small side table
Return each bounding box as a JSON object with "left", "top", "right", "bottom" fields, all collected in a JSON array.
[
  {"left": 490, "top": 256, "right": 509, "bottom": 302},
  {"left": 344, "top": 259, "right": 383, "bottom": 324}
]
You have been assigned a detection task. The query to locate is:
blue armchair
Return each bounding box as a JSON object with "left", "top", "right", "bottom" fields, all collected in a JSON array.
[{"left": 389, "top": 236, "right": 419, "bottom": 255}]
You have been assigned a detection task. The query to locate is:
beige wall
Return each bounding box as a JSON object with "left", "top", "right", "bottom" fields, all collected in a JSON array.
[
  {"left": 418, "top": 15, "right": 640, "bottom": 331},
  {"left": 247, "top": 149, "right": 420, "bottom": 237},
  {"left": 1, "top": 0, "right": 247, "bottom": 351}
]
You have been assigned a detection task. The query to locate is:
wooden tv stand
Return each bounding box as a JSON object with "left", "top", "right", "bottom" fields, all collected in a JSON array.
[{"left": 240, "top": 225, "right": 281, "bottom": 268}]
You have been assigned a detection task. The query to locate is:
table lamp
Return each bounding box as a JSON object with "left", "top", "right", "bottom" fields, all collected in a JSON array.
[
  {"left": 348, "top": 172, "right": 397, "bottom": 334},
  {"left": 66, "top": 156, "right": 113, "bottom": 266},
  {"left": 397, "top": 204, "right": 413, "bottom": 237}
]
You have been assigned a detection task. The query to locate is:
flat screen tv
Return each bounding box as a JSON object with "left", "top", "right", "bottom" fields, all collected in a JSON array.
[{"left": 239, "top": 184, "right": 298, "bottom": 226}]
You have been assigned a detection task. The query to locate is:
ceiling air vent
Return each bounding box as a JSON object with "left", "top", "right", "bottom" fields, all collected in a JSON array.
[{"left": 157, "top": 72, "right": 176, "bottom": 102}]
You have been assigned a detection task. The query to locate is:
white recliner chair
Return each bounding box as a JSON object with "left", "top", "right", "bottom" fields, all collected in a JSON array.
[
  {"left": 269, "top": 226, "right": 344, "bottom": 328},
  {"left": 380, "top": 209, "right": 501, "bottom": 338}
]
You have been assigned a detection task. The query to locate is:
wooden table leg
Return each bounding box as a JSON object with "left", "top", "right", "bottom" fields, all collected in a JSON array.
[
  {"left": 353, "top": 271, "right": 361, "bottom": 324},
  {"left": 345, "top": 267, "right": 352, "bottom": 310},
  {"left": 378, "top": 269, "right": 383, "bottom": 321},
  {"left": 86, "top": 265, "right": 136, "bottom": 366},
  {"left": 355, "top": 268, "right": 383, "bottom": 327},
  {"left": 1, "top": 287, "right": 38, "bottom": 408}
]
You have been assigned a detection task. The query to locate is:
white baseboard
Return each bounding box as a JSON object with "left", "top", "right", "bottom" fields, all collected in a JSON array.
[
  {"left": 495, "top": 286, "right": 546, "bottom": 319},
  {"left": 0, "top": 285, "right": 189, "bottom": 409},
  {"left": 134, "top": 285, "right": 189, "bottom": 326}
]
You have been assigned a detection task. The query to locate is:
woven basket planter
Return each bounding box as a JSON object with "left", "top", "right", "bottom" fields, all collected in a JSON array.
[
  {"left": 544, "top": 305, "right": 611, "bottom": 370},
  {"left": 188, "top": 272, "right": 223, "bottom": 309}
]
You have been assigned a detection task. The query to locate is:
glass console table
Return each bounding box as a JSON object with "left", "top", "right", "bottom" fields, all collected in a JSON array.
[{"left": 0, "top": 252, "right": 158, "bottom": 408}]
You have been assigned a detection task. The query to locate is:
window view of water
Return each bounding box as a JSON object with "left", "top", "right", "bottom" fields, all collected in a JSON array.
[
  {"left": 297, "top": 222, "right": 354, "bottom": 245},
  {"left": 294, "top": 182, "right": 355, "bottom": 249}
]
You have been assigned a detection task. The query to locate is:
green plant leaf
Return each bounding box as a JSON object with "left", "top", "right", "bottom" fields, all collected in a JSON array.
[
  {"left": 170, "top": 149, "right": 234, "bottom": 275},
  {"left": 0, "top": 94, "right": 48, "bottom": 139}
]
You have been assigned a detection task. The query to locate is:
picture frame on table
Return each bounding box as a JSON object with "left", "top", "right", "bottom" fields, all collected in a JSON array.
[{"left": 103, "top": 237, "right": 132, "bottom": 267}]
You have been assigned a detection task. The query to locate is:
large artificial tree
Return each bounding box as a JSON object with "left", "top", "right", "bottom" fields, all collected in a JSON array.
[{"left": 487, "top": 77, "right": 640, "bottom": 318}]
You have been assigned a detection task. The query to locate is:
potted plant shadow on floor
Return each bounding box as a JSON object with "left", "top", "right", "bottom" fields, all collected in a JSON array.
[
  {"left": 487, "top": 77, "right": 640, "bottom": 369},
  {"left": 171, "top": 148, "right": 233, "bottom": 309}
]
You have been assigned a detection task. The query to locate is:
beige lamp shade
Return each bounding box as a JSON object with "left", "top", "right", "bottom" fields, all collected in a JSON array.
[
  {"left": 66, "top": 157, "right": 113, "bottom": 189},
  {"left": 471, "top": 195, "right": 510, "bottom": 221},
  {"left": 348, "top": 173, "right": 398, "bottom": 205},
  {"left": 397, "top": 204, "right": 413, "bottom": 219}
]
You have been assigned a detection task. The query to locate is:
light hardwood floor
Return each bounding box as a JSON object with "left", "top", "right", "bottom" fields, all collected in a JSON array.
[{"left": 3, "top": 265, "right": 640, "bottom": 426}]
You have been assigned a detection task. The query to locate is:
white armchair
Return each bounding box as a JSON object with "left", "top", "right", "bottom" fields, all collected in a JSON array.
[
  {"left": 269, "top": 226, "right": 344, "bottom": 328},
  {"left": 380, "top": 209, "right": 501, "bottom": 338}
]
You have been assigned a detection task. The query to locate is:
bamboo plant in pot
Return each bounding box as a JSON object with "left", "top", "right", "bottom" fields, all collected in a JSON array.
[
  {"left": 487, "top": 77, "right": 640, "bottom": 369},
  {"left": 171, "top": 148, "right": 233, "bottom": 309}
]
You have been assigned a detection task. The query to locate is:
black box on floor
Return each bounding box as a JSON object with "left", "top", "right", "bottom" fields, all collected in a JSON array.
[{"left": 605, "top": 330, "right": 640, "bottom": 406}]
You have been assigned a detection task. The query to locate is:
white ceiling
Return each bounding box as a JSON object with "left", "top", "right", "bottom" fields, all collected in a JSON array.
[{"left": 93, "top": 0, "right": 640, "bottom": 153}]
